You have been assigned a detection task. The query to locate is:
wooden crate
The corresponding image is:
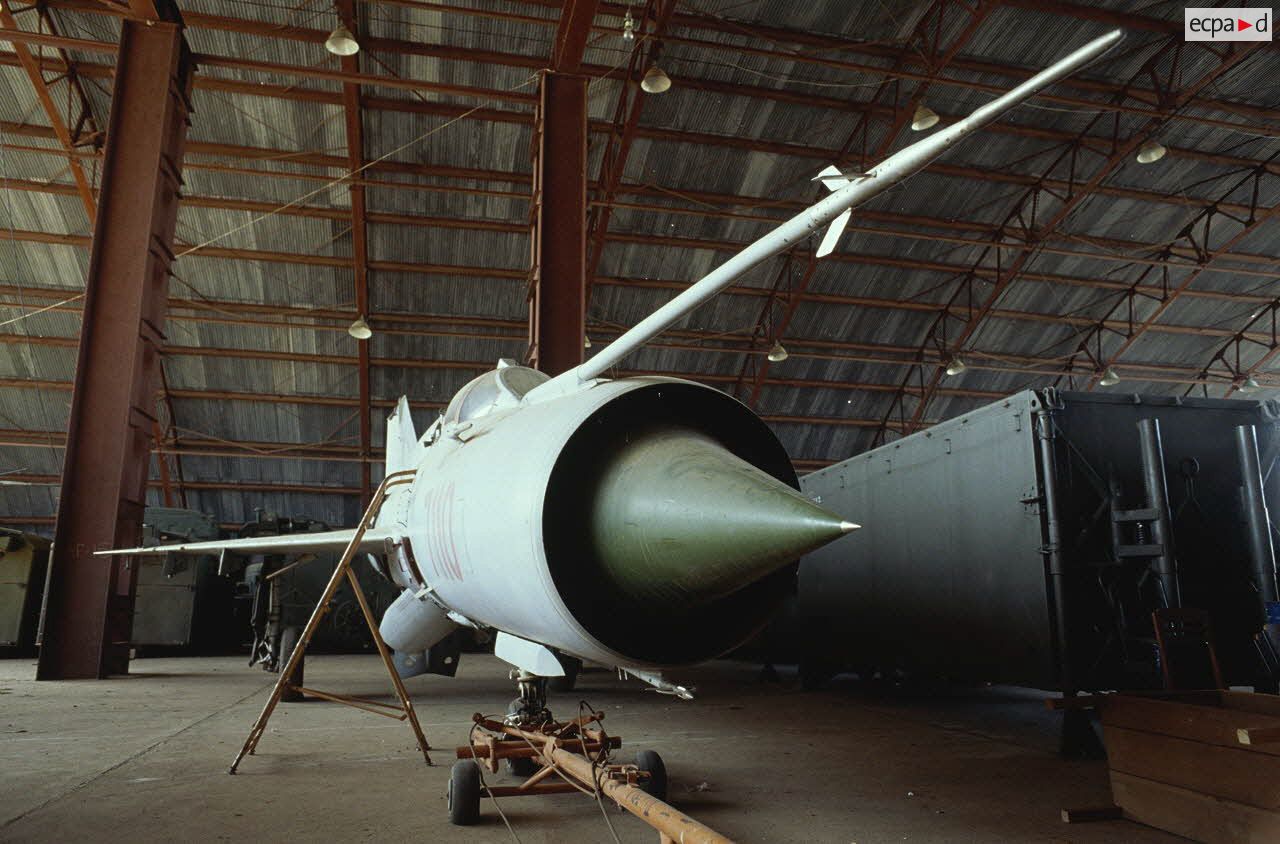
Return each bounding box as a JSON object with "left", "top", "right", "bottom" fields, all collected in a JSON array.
[{"left": 1097, "top": 691, "right": 1280, "bottom": 843}]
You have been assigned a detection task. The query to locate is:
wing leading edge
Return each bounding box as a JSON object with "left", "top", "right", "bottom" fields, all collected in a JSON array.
[{"left": 94, "top": 526, "right": 395, "bottom": 558}]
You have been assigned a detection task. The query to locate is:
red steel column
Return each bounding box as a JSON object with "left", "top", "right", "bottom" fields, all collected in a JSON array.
[
  {"left": 528, "top": 72, "right": 588, "bottom": 376},
  {"left": 37, "top": 20, "right": 193, "bottom": 679}
]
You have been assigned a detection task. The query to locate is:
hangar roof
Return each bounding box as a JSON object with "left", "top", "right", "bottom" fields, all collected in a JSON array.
[{"left": 3, "top": 0, "right": 1279, "bottom": 531}]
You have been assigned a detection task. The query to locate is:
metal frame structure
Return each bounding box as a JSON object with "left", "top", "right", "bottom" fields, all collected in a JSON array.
[
  {"left": 869, "top": 34, "right": 1267, "bottom": 444},
  {"left": 34, "top": 13, "right": 192, "bottom": 679},
  {"left": 229, "top": 471, "right": 431, "bottom": 773},
  {"left": 455, "top": 710, "right": 730, "bottom": 843}
]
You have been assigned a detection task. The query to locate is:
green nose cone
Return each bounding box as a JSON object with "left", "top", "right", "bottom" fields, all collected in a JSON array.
[{"left": 588, "top": 426, "right": 857, "bottom": 609}]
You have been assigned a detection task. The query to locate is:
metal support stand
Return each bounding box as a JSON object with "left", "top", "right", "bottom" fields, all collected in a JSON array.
[
  {"left": 229, "top": 471, "right": 431, "bottom": 772},
  {"left": 455, "top": 710, "right": 729, "bottom": 843}
]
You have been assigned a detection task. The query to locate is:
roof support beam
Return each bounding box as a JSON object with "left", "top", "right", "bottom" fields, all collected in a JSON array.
[
  {"left": 527, "top": 69, "right": 589, "bottom": 375},
  {"left": 739, "top": 0, "right": 991, "bottom": 408},
  {"left": 872, "top": 37, "right": 1265, "bottom": 443},
  {"left": 6, "top": 33, "right": 1279, "bottom": 175},
  {"left": 335, "top": 0, "right": 372, "bottom": 507},
  {"left": 584, "top": 0, "right": 677, "bottom": 296},
  {"left": 37, "top": 18, "right": 191, "bottom": 680},
  {"left": 46, "top": 0, "right": 1280, "bottom": 125},
  {"left": 1, "top": 282, "right": 1253, "bottom": 385},
  {"left": 8, "top": 229, "right": 1278, "bottom": 342},
  {"left": 7, "top": 71, "right": 1269, "bottom": 208},
  {"left": 0, "top": 329, "right": 1237, "bottom": 390},
  {"left": 550, "top": 0, "right": 599, "bottom": 72},
  {"left": 7, "top": 171, "right": 1278, "bottom": 278},
  {"left": 1081, "top": 156, "right": 1280, "bottom": 392},
  {"left": 0, "top": 363, "right": 1008, "bottom": 404},
  {"left": 0, "top": 1, "right": 99, "bottom": 223}
]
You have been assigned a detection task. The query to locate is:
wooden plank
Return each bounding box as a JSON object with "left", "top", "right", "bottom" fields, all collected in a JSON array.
[
  {"left": 1111, "top": 771, "right": 1280, "bottom": 844},
  {"left": 1046, "top": 690, "right": 1224, "bottom": 710},
  {"left": 1104, "top": 726, "right": 1280, "bottom": 810},
  {"left": 1222, "top": 690, "right": 1280, "bottom": 719},
  {"left": 1099, "top": 694, "right": 1280, "bottom": 756}
]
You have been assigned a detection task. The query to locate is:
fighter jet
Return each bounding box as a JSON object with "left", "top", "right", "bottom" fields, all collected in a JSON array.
[{"left": 100, "top": 29, "right": 1122, "bottom": 707}]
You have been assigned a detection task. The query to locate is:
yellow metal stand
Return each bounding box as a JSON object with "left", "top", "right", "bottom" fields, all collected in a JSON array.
[{"left": 229, "top": 471, "right": 431, "bottom": 772}]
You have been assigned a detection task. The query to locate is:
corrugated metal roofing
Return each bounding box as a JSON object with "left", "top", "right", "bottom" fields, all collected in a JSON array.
[{"left": 2, "top": 0, "right": 1279, "bottom": 534}]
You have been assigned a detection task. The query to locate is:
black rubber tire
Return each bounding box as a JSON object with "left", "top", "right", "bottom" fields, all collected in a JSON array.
[
  {"left": 448, "top": 761, "right": 482, "bottom": 825},
  {"left": 799, "top": 660, "right": 834, "bottom": 691},
  {"left": 549, "top": 655, "right": 581, "bottom": 692},
  {"left": 279, "top": 626, "right": 305, "bottom": 702},
  {"left": 504, "top": 755, "right": 539, "bottom": 778},
  {"left": 635, "top": 750, "right": 667, "bottom": 801}
]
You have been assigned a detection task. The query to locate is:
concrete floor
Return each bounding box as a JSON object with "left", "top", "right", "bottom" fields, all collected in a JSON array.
[{"left": 0, "top": 654, "right": 1176, "bottom": 843}]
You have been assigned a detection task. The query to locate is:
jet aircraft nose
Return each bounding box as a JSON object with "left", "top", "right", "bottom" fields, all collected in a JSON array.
[{"left": 587, "top": 426, "right": 858, "bottom": 609}]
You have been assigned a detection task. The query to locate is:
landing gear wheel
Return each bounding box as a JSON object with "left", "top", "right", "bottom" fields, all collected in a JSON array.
[
  {"left": 506, "top": 697, "right": 525, "bottom": 719},
  {"left": 635, "top": 750, "right": 667, "bottom": 801},
  {"left": 549, "top": 655, "right": 581, "bottom": 692},
  {"left": 504, "top": 674, "right": 552, "bottom": 728},
  {"left": 448, "top": 761, "right": 482, "bottom": 825},
  {"left": 799, "top": 660, "right": 834, "bottom": 691},
  {"left": 505, "top": 755, "right": 540, "bottom": 778}
]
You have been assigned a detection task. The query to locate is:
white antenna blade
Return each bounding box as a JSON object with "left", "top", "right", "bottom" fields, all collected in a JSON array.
[
  {"left": 813, "top": 164, "right": 850, "bottom": 192},
  {"left": 816, "top": 208, "right": 851, "bottom": 258}
]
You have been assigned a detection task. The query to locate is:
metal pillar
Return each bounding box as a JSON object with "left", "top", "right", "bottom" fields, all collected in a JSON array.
[
  {"left": 1236, "top": 424, "right": 1279, "bottom": 623},
  {"left": 527, "top": 71, "right": 587, "bottom": 377},
  {"left": 37, "top": 20, "right": 192, "bottom": 679},
  {"left": 1036, "top": 414, "right": 1074, "bottom": 685},
  {"left": 335, "top": 0, "right": 373, "bottom": 508},
  {"left": 1136, "top": 418, "right": 1181, "bottom": 609},
  {"left": 1037, "top": 409, "right": 1103, "bottom": 758}
]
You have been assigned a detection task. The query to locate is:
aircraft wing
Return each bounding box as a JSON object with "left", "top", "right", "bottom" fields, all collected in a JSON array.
[{"left": 94, "top": 526, "right": 395, "bottom": 558}]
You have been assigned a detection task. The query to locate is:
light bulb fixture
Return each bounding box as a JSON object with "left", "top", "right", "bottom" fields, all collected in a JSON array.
[
  {"left": 767, "top": 341, "right": 788, "bottom": 363},
  {"left": 641, "top": 64, "right": 671, "bottom": 94},
  {"left": 910, "top": 103, "right": 940, "bottom": 131},
  {"left": 325, "top": 21, "right": 360, "bottom": 56},
  {"left": 944, "top": 356, "right": 966, "bottom": 376},
  {"left": 583, "top": 335, "right": 593, "bottom": 349},
  {"left": 621, "top": 7, "right": 635, "bottom": 41},
  {"left": 1098, "top": 367, "right": 1121, "bottom": 386},
  {"left": 348, "top": 315, "right": 372, "bottom": 339},
  {"left": 1239, "top": 376, "right": 1262, "bottom": 394},
  {"left": 1136, "top": 139, "right": 1166, "bottom": 165}
]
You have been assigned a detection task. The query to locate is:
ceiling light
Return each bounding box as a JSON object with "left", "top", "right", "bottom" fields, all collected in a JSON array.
[
  {"left": 766, "top": 341, "right": 788, "bottom": 362},
  {"left": 1136, "top": 140, "right": 1166, "bottom": 165},
  {"left": 621, "top": 7, "right": 635, "bottom": 41},
  {"left": 348, "top": 315, "right": 372, "bottom": 339},
  {"left": 325, "top": 22, "right": 360, "bottom": 56},
  {"left": 910, "top": 103, "right": 940, "bottom": 132},
  {"left": 1098, "top": 367, "right": 1121, "bottom": 386},
  {"left": 641, "top": 65, "right": 671, "bottom": 94},
  {"left": 584, "top": 335, "right": 593, "bottom": 349},
  {"left": 1239, "top": 376, "right": 1262, "bottom": 394},
  {"left": 944, "top": 356, "right": 966, "bottom": 376}
]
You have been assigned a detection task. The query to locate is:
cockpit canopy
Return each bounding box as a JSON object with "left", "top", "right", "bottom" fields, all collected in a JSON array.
[{"left": 442, "top": 361, "right": 550, "bottom": 426}]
